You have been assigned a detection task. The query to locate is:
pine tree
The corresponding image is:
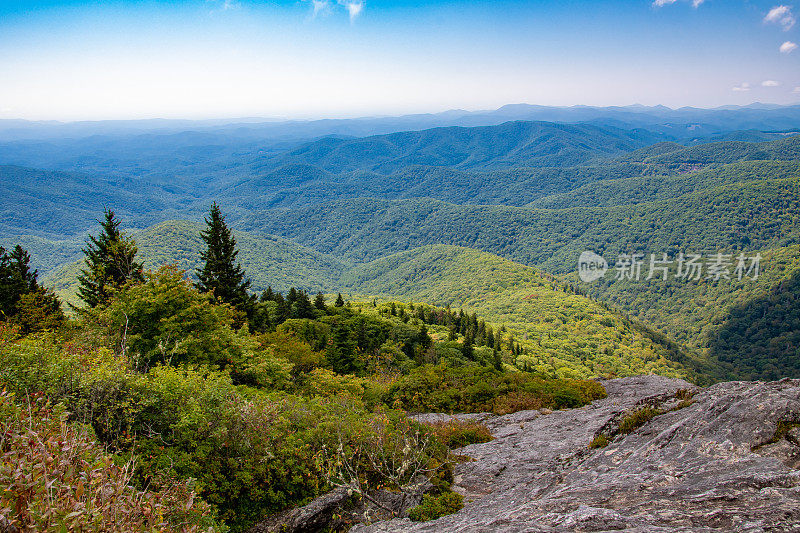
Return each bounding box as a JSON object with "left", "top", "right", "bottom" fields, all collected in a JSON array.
[
  {"left": 292, "top": 290, "right": 315, "bottom": 319},
  {"left": 9, "top": 245, "right": 37, "bottom": 293},
  {"left": 314, "top": 292, "right": 326, "bottom": 310},
  {"left": 274, "top": 293, "right": 288, "bottom": 324},
  {"left": 77, "top": 210, "right": 143, "bottom": 308},
  {"left": 335, "top": 293, "right": 345, "bottom": 307},
  {"left": 196, "top": 203, "right": 251, "bottom": 311},
  {"left": 0, "top": 247, "right": 13, "bottom": 315},
  {"left": 262, "top": 286, "right": 275, "bottom": 302}
]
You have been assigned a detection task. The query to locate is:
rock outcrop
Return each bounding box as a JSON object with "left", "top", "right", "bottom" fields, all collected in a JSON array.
[{"left": 355, "top": 375, "right": 800, "bottom": 532}]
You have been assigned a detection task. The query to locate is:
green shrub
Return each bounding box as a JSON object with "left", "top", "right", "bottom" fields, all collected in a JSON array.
[
  {"left": 385, "top": 363, "right": 606, "bottom": 414},
  {"left": 89, "top": 266, "right": 250, "bottom": 371},
  {"left": 424, "top": 419, "right": 493, "bottom": 449},
  {"left": 589, "top": 434, "right": 609, "bottom": 448},
  {"left": 0, "top": 390, "right": 221, "bottom": 532},
  {"left": 408, "top": 492, "right": 464, "bottom": 522},
  {"left": 617, "top": 406, "right": 664, "bottom": 435}
]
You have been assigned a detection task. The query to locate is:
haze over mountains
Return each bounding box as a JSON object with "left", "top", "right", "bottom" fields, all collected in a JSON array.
[{"left": 2, "top": 102, "right": 800, "bottom": 383}]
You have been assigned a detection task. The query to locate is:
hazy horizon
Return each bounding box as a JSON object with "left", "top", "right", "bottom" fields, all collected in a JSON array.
[
  {"left": 2, "top": 0, "right": 800, "bottom": 121},
  {"left": 2, "top": 101, "right": 800, "bottom": 125}
]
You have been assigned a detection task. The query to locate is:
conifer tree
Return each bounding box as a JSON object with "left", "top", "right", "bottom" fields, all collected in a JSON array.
[
  {"left": 262, "top": 286, "right": 275, "bottom": 302},
  {"left": 291, "top": 290, "right": 315, "bottom": 319},
  {"left": 9, "top": 245, "right": 37, "bottom": 294},
  {"left": 77, "top": 210, "right": 143, "bottom": 308},
  {"left": 314, "top": 292, "right": 326, "bottom": 310},
  {"left": 196, "top": 203, "right": 251, "bottom": 311},
  {"left": 335, "top": 293, "right": 345, "bottom": 307}
]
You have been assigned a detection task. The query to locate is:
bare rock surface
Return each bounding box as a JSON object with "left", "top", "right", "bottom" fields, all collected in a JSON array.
[{"left": 354, "top": 375, "right": 800, "bottom": 532}]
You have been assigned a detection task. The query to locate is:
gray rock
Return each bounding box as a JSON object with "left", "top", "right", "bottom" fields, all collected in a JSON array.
[
  {"left": 354, "top": 375, "right": 800, "bottom": 532},
  {"left": 247, "top": 486, "right": 353, "bottom": 533}
]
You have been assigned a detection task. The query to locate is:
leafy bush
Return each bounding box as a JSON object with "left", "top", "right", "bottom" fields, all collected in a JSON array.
[
  {"left": 423, "top": 419, "right": 493, "bottom": 449},
  {"left": 617, "top": 406, "right": 664, "bottom": 435},
  {"left": 385, "top": 364, "right": 606, "bottom": 414},
  {"left": 0, "top": 390, "right": 220, "bottom": 532},
  {"left": 408, "top": 491, "right": 464, "bottom": 522},
  {"left": 89, "top": 265, "right": 250, "bottom": 371}
]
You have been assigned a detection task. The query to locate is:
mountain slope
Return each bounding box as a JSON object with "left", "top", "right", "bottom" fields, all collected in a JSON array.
[
  {"left": 42, "top": 220, "right": 351, "bottom": 307},
  {"left": 341, "top": 245, "right": 706, "bottom": 381},
  {"left": 527, "top": 160, "right": 800, "bottom": 209},
  {"left": 269, "top": 121, "right": 663, "bottom": 174},
  {"left": 243, "top": 176, "right": 800, "bottom": 272}
]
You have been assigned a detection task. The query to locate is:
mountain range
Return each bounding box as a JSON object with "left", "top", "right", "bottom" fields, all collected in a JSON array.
[{"left": 3, "top": 103, "right": 800, "bottom": 383}]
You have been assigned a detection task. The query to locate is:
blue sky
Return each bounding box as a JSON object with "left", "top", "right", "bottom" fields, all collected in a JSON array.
[{"left": 0, "top": 0, "right": 798, "bottom": 120}]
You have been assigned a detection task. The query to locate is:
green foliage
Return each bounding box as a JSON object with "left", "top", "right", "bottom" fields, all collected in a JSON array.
[
  {"left": 589, "top": 434, "right": 609, "bottom": 448},
  {"left": 385, "top": 363, "right": 606, "bottom": 414},
  {"left": 617, "top": 406, "right": 664, "bottom": 435},
  {"left": 408, "top": 492, "right": 463, "bottom": 522},
  {"left": 10, "top": 286, "right": 65, "bottom": 334},
  {"left": 708, "top": 266, "right": 800, "bottom": 381},
  {"left": 0, "top": 244, "right": 64, "bottom": 332},
  {"left": 90, "top": 265, "right": 251, "bottom": 371},
  {"left": 196, "top": 203, "right": 252, "bottom": 313},
  {"left": 345, "top": 246, "right": 695, "bottom": 380},
  {"left": 0, "top": 390, "right": 221, "bottom": 532},
  {"left": 77, "top": 209, "right": 144, "bottom": 308}
]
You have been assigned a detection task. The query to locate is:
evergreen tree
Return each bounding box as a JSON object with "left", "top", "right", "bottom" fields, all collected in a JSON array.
[
  {"left": 0, "top": 247, "right": 13, "bottom": 316},
  {"left": 0, "top": 244, "right": 64, "bottom": 331},
  {"left": 314, "top": 292, "right": 326, "bottom": 310},
  {"left": 292, "top": 290, "right": 315, "bottom": 319},
  {"left": 261, "top": 286, "right": 274, "bottom": 302},
  {"left": 196, "top": 203, "right": 251, "bottom": 311},
  {"left": 274, "top": 293, "right": 288, "bottom": 324},
  {"left": 461, "top": 330, "right": 475, "bottom": 360},
  {"left": 9, "top": 245, "right": 37, "bottom": 294},
  {"left": 77, "top": 210, "right": 143, "bottom": 308},
  {"left": 335, "top": 293, "right": 345, "bottom": 307}
]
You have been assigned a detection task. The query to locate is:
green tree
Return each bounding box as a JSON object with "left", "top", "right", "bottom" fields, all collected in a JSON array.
[
  {"left": 8, "top": 245, "right": 37, "bottom": 294},
  {"left": 314, "top": 292, "right": 326, "bottom": 310},
  {"left": 196, "top": 203, "right": 252, "bottom": 312},
  {"left": 77, "top": 210, "right": 143, "bottom": 308},
  {"left": 0, "top": 244, "right": 64, "bottom": 330},
  {"left": 94, "top": 265, "right": 250, "bottom": 371}
]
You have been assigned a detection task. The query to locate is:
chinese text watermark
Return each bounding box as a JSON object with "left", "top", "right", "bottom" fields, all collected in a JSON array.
[{"left": 578, "top": 251, "right": 761, "bottom": 283}]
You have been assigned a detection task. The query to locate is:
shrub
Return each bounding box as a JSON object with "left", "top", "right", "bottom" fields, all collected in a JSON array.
[
  {"left": 617, "top": 406, "right": 664, "bottom": 435},
  {"left": 408, "top": 492, "right": 463, "bottom": 522},
  {"left": 423, "top": 419, "right": 493, "bottom": 449},
  {"left": 90, "top": 266, "right": 250, "bottom": 371},
  {"left": 589, "top": 434, "right": 609, "bottom": 448},
  {"left": 0, "top": 390, "right": 220, "bottom": 532},
  {"left": 385, "top": 364, "right": 606, "bottom": 414},
  {"left": 10, "top": 287, "right": 65, "bottom": 334}
]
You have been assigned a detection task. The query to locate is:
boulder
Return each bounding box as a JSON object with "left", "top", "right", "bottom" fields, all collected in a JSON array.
[{"left": 354, "top": 375, "right": 800, "bottom": 532}]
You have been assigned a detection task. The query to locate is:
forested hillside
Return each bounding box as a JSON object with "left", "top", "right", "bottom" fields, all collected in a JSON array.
[{"left": 3, "top": 116, "right": 800, "bottom": 388}]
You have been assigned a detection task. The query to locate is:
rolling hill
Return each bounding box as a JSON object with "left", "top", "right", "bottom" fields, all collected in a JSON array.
[
  {"left": 39, "top": 223, "right": 701, "bottom": 381},
  {"left": 41, "top": 220, "right": 351, "bottom": 307}
]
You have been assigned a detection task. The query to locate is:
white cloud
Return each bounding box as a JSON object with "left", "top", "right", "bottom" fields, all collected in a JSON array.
[
  {"left": 652, "top": 0, "right": 703, "bottom": 8},
  {"left": 794, "top": 86, "right": 800, "bottom": 93},
  {"left": 338, "top": 0, "right": 365, "bottom": 22},
  {"left": 310, "top": 0, "right": 330, "bottom": 17},
  {"left": 780, "top": 41, "right": 798, "bottom": 53},
  {"left": 304, "top": 0, "right": 363, "bottom": 21},
  {"left": 732, "top": 82, "right": 751, "bottom": 92},
  {"left": 762, "top": 80, "right": 780, "bottom": 86},
  {"left": 764, "top": 5, "right": 796, "bottom": 30},
  {"left": 206, "top": 0, "right": 238, "bottom": 11}
]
